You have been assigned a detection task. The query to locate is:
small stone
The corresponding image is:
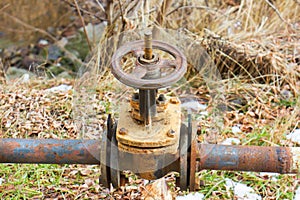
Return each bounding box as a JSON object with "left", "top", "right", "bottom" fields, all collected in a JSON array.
[
  {"left": 6, "top": 67, "right": 36, "bottom": 80},
  {"left": 141, "top": 178, "right": 172, "bottom": 200}
]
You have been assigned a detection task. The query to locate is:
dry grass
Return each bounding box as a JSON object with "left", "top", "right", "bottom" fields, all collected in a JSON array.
[{"left": 0, "top": 0, "right": 300, "bottom": 199}]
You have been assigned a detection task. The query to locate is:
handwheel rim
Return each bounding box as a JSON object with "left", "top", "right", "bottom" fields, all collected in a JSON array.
[{"left": 111, "top": 40, "right": 187, "bottom": 89}]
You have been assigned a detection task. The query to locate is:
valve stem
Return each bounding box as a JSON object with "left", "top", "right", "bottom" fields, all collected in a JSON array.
[
  {"left": 144, "top": 31, "right": 153, "bottom": 60},
  {"left": 139, "top": 31, "right": 156, "bottom": 126}
]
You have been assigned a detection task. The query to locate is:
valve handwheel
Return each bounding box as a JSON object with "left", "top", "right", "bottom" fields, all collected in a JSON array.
[{"left": 111, "top": 39, "right": 187, "bottom": 89}]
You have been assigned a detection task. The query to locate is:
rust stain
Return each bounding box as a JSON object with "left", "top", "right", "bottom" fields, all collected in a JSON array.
[
  {"left": 275, "top": 147, "right": 291, "bottom": 173},
  {"left": 0, "top": 139, "right": 99, "bottom": 164},
  {"left": 197, "top": 144, "right": 294, "bottom": 173}
]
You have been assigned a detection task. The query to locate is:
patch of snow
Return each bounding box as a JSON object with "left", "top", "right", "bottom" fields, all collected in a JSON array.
[
  {"left": 5, "top": 120, "right": 11, "bottom": 128},
  {"left": 176, "top": 192, "right": 204, "bottom": 200},
  {"left": 295, "top": 187, "right": 300, "bottom": 200},
  {"left": 225, "top": 178, "right": 235, "bottom": 188},
  {"left": 195, "top": 111, "right": 209, "bottom": 121},
  {"left": 222, "top": 138, "right": 241, "bottom": 145},
  {"left": 45, "top": 84, "right": 72, "bottom": 92},
  {"left": 259, "top": 172, "right": 279, "bottom": 181},
  {"left": 38, "top": 39, "right": 49, "bottom": 46},
  {"left": 181, "top": 101, "right": 207, "bottom": 112},
  {"left": 0, "top": 178, "right": 4, "bottom": 185},
  {"left": 199, "top": 111, "right": 208, "bottom": 116},
  {"left": 22, "top": 73, "right": 30, "bottom": 83},
  {"left": 232, "top": 126, "right": 242, "bottom": 134},
  {"left": 286, "top": 129, "right": 300, "bottom": 145},
  {"left": 225, "top": 178, "right": 261, "bottom": 200}
]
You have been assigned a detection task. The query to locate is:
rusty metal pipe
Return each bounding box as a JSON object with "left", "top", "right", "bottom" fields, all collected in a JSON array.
[
  {"left": 0, "top": 139, "right": 100, "bottom": 164},
  {"left": 197, "top": 144, "right": 299, "bottom": 174},
  {"left": 0, "top": 138, "right": 299, "bottom": 175}
]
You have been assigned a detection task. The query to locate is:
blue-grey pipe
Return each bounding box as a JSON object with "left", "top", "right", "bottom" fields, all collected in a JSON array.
[{"left": 0, "top": 139, "right": 100, "bottom": 164}]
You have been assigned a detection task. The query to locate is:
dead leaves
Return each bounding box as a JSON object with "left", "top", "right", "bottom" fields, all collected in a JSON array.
[{"left": 0, "top": 79, "right": 77, "bottom": 138}]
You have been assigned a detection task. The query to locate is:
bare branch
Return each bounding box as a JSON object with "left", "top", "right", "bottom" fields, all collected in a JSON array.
[
  {"left": 156, "top": 0, "right": 173, "bottom": 26},
  {"left": 264, "top": 0, "right": 293, "bottom": 28},
  {"left": 73, "top": 0, "right": 92, "bottom": 51},
  {"left": 167, "top": 5, "right": 222, "bottom": 17}
]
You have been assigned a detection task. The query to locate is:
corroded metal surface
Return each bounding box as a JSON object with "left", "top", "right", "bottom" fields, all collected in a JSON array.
[
  {"left": 197, "top": 144, "right": 293, "bottom": 173},
  {"left": 0, "top": 139, "right": 99, "bottom": 164},
  {"left": 0, "top": 137, "right": 299, "bottom": 190},
  {"left": 111, "top": 40, "right": 187, "bottom": 89},
  {"left": 0, "top": 138, "right": 297, "bottom": 174},
  {"left": 116, "top": 98, "right": 181, "bottom": 149},
  {"left": 188, "top": 115, "right": 197, "bottom": 191},
  {"left": 144, "top": 31, "right": 153, "bottom": 60},
  {"left": 118, "top": 148, "right": 179, "bottom": 180},
  {"left": 139, "top": 89, "right": 157, "bottom": 125},
  {"left": 99, "top": 130, "right": 110, "bottom": 187},
  {"left": 116, "top": 96, "right": 182, "bottom": 180},
  {"left": 99, "top": 115, "right": 121, "bottom": 188},
  {"left": 179, "top": 124, "right": 189, "bottom": 190},
  {"left": 130, "top": 93, "right": 169, "bottom": 122}
]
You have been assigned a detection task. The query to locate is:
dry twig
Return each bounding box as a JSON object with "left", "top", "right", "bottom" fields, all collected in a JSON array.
[{"left": 73, "top": 0, "right": 92, "bottom": 51}]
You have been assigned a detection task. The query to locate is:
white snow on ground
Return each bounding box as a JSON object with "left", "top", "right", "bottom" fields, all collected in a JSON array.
[
  {"left": 45, "top": 84, "right": 72, "bottom": 92},
  {"left": 181, "top": 101, "right": 207, "bottom": 112},
  {"left": 286, "top": 129, "right": 300, "bottom": 145},
  {"left": 225, "top": 178, "right": 261, "bottom": 200},
  {"left": 294, "top": 187, "right": 300, "bottom": 200},
  {"left": 259, "top": 172, "right": 279, "bottom": 181},
  {"left": 21, "top": 73, "right": 30, "bottom": 83},
  {"left": 199, "top": 111, "right": 208, "bottom": 116},
  {"left": 232, "top": 126, "right": 242, "bottom": 134},
  {"left": 38, "top": 39, "right": 49, "bottom": 46},
  {"left": 221, "top": 138, "right": 241, "bottom": 145},
  {"left": 176, "top": 192, "right": 204, "bottom": 200}
]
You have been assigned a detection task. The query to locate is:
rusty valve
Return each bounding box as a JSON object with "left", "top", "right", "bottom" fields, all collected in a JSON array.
[
  {"left": 108, "top": 30, "right": 188, "bottom": 182},
  {"left": 111, "top": 31, "right": 187, "bottom": 125}
]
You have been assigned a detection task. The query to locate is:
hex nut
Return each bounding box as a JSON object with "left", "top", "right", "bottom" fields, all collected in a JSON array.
[
  {"left": 119, "top": 127, "right": 128, "bottom": 135},
  {"left": 131, "top": 93, "right": 139, "bottom": 102},
  {"left": 170, "top": 97, "right": 180, "bottom": 104},
  {"left": 167, "top": 129, "right": 175, "bottom": 137}
]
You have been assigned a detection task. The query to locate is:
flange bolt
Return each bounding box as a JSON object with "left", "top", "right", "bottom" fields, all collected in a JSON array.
[
  {"left": 167, "top": 129, "right": 176, "bottom": 138},
  {"left": 119, "top": 128, "right": 128, "bottom": 135}
]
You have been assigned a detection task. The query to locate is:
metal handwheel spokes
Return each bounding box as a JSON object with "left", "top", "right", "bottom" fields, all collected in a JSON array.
[{"left": 111, "top": 40, "right": 187, "bottom": 89}]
